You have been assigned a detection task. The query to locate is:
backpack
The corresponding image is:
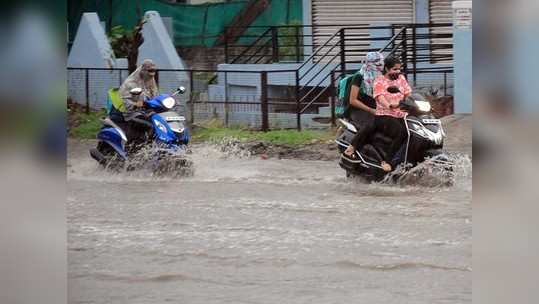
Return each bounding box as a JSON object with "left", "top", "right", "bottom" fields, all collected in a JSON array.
[
  {"left": 336, "top": 71, "right": 363, "bottom": 118},
  {"left": 105, "top": 88, "right": 126, "bottom": 115}
]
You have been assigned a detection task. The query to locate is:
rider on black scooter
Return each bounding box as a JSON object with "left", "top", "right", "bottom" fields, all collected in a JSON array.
[
  {"left": 346, "top": 52, "right": 384, "bottom": 128},
  {"left": 344, "top": 56, "right": 412, "bottom": 172}
]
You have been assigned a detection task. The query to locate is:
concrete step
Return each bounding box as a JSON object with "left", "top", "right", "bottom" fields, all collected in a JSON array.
[
  {"left": 317, "top": 106, "right": 332, "bottom": 117},
  {"left": 310, "top": 116, "right": 332, "bottom": 126}
]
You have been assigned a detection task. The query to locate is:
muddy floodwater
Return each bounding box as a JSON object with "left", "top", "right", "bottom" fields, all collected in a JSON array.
[{"left": 67, "top": 118, "right": 471, "bottom": 304}]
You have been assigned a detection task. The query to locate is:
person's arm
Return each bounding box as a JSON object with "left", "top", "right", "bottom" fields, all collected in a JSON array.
[
  {"left": 349, "top": 85, "right": 376, "bottom": 115},
  {"left": 400, "top": 75, "right": 412, "bottom": 98},
  {"left": 121, "top": 85, "right": 144, "bottom": 110},
  {"left": 120, "top": 91, "right": 135, "bottom": 112},
  {"left": 123, "top": 95, "right": 143, "bottom": 111}
]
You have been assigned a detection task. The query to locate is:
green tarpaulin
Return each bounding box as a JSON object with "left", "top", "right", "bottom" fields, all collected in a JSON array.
[{"left": 68, "top": 0, "right": 302, "bottom": 47}]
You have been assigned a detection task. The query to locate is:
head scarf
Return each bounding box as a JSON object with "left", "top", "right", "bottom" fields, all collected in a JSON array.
[
  {"left": 359, "top": 52, "right": 384, "bottom": 96},
  {"left": 119, "top": 59, "right": 159, "bottom": 108}
]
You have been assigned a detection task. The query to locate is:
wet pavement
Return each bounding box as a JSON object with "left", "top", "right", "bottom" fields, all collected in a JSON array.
[{"left": 68, "top": 136, "right": 471, "bottom": 304}]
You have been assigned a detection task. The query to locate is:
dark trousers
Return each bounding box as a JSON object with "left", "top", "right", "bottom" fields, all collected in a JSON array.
[
  {"left": 350, "top": 115, "right": 407, "bottom": 164},
  {"left": 109, "top": 111, "right": 125, "bottom": 124},
  {"left": 108, "top": 110, "right": 143, "bottom": 143}
]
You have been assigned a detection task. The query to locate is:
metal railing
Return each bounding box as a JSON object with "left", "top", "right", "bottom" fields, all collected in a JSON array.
[
  {"left": 223, "top": 23, "right": 452, "bottom": 65},
  {"left": 68, "top": 67, "right": 315, "bottom": 132}
]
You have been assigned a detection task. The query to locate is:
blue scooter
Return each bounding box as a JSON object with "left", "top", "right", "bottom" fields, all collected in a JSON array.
[{"left": 90, "top": 86, "right": 192, "bottom": 175}]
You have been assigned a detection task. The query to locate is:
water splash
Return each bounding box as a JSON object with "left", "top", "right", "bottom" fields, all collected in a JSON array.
[
  {"left": 121, "top": 143, "right": 194, "bottom": 177},
  {"left": 68, "top": 142, "right": 194, "bottom": 181},
  {"left": 379, "top": 153, "right": 472, "bottom": 188},
  {"left": 68, "top": 140, "right": 471, "bottom": 191},
  {"left": 198, "top": 137, "right": 252, "bottom": 159}
]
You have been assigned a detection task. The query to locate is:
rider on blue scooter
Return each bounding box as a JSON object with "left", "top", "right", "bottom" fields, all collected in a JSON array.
[{"left": 107, "top": 59, "right": 159, "bottom": 144}]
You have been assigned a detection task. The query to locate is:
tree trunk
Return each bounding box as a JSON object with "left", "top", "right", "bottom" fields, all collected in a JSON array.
[{"left": 127, "top": 19, "right": 145, "bottom": 74}]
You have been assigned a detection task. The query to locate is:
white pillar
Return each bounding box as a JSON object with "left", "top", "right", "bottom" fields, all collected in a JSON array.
[
  {"left": 452, "top": 1, "right": 473, "bottom": 113},
  {"left": 67, "top": 12, "right": 115, "bottom": 68}
]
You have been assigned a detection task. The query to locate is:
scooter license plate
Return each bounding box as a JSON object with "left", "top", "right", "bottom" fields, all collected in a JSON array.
[
  {"left": 166, "top": 116, "right": 186, "bottom": 122},
  {"left": 422, "top": 118, "right": 440, "bottom": 124}
]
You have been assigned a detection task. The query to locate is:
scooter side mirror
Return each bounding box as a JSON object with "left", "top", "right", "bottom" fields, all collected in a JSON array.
[
  {"left": 178, "top": 86, "right": 186, "bottom": 94},
  {"left": 387, "top": 86, "right": 400, "bottom": 94},
  {"left": 130, "top": 87, "right": 143, "bottom": 95}
]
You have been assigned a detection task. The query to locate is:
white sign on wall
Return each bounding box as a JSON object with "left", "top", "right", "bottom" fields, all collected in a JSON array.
[{"left": 453, "top": 1, "right": 472, "bottom": 30}]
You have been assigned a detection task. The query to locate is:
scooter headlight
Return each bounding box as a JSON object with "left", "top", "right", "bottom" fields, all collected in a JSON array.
[
  {"left": 162, "top": 97, "right": 175, "bottom": 109},
  {"left": 415, "top": 100, "right": 431, "bottom": 112}
]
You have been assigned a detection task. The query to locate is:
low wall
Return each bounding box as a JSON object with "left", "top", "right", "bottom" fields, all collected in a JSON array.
[{"left": 190, "top": 103, "right": 329, "bottom": 129}]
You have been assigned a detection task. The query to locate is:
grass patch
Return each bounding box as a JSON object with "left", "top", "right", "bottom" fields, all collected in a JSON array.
[
  {"left": 192, "top": 120, "right": 335, "bottom": 146},
  {"left": 68, "top": 112, "right": 336, "bottom": 146},
  {"left": 254, "top": 129, "right": 334, "bottom": 145},
  {"left": 68, "top": 109, "right": 105, "bottom": 139}
]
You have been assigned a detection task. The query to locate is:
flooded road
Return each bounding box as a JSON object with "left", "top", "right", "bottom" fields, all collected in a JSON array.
[{"left": 68, "top": 137, "right": 471, "bottom": 304}]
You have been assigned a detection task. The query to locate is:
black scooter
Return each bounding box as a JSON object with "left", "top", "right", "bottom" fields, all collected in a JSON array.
[{"left": 335, "top": 87, "right": 451, "bottom": 181}]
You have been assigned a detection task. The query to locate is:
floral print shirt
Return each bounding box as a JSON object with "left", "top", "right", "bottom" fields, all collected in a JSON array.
[{"left": 373, "top": 74, "right": 411, "bottom": 118}]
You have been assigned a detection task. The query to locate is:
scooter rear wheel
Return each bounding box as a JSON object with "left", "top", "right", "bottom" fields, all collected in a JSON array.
[{"left": 96, "top": 142, "right": 125, "bottom": 170}]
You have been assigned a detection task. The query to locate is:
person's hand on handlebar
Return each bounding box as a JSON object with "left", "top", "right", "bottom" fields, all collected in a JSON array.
[
  {"left": 143, "top": 108, "right": 155, "bottom": 119},
  {"left": 122, "top": 94, "right": 145, "bottom": 109}
]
